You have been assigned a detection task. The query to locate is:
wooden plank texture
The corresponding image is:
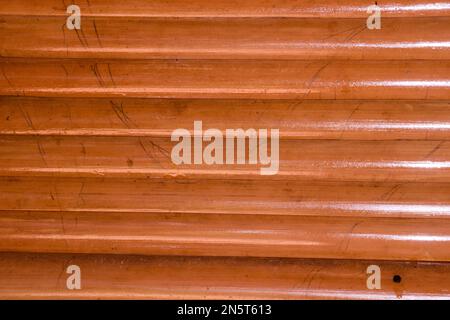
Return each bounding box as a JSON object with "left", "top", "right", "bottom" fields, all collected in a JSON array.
[
  {"left": 1, "top": 177, "right": 450, "bottom": 218},
  {"left": 1, "top": 98, "right": 450, "bottom": 140},
  {"left": 2, "top": 17, "right": 449, "bottom": 60},
  {"left": 1, "top": 59, "right": 449, "bottom": 99},
  {"left": 1, "top": 253, "right": 450, "bottom": 299},
  {"left": 0, "top": 136, "right": 449, "bottom": 181},
  {"left": 2, "top": 0, "right": 450, "bottom": 18},
  {"left": 1, "top": 211, "right": 450, "bottom": 261}
]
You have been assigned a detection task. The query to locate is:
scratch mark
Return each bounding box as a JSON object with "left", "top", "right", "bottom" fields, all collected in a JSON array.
[
  {"left": 345, "top": 25, "right": 366, "bottom": 41},
  {"left": 339, "top": 103, "right": 362, "bottom": 139},
  {"left": 346, "top": 103, "right": 361, "bottom": 121},
  {"left": 110, "top": 100, "right": 134, "bottom": 128},
  {"left": 107, "top": 63, "right": 116, "bottom": 86},
  {"left": 302, "top": 61, "right": 331, "bottom": 100},
  {"left": 424, "top": 141, "right": 445, "bottom": 159},
  {"left": 61, "top": 64, "right": 69, "bottom": 78},
  {"left": 90, "top": 63, "right": 106, "bottom": 87},
  {"left": 18, "top": 105, "right": 50, "bottom": 166},
  {"left": 77, "top": 180, "right": 86, "bottom": 206},
  {"left": 302, "top": 266, "right": 325, "bottom": 291},
  {"left": 323, "top": 24, "right": 364, "bottom": 41},
  {"left": 287, "top": 100, "right": 304, "bottom": 112},
  {"left": 342, "top": 221, "right": 363, "bottom": 253},
  {"left": 148, "top": 139, "right": 171, "bottom": 159},
  {"left": 51, "top": 181, "right": 70, "bottom": 249},
  {"left": 36, "top": 141, "right": 48, "bottom": 166},
  {"left": 139, "top": 138, "right": 156, "bottom": 160},
  {"left": 92, "top": 19, "right": 103, "bottom": 47},
  {"left": 1, "top": 66, "right": 14, "bottom": 88},
  {"left": 74, "top": 28, "right": 88, "bottom": 48},
  {"left": 60, "top": 23, "right": 69, "bottom": 57},
  {"left": 79, "top": 27, "right": 90, "bottom": 47},
  {"left": 80, "top": 142, "right": 86, "bottom": 157},
  {"left": 381, "top": 184, "right": 402, "bottom": 201},
  {"left": 19, "top": 105, "right": 35, "bottom": 130}
]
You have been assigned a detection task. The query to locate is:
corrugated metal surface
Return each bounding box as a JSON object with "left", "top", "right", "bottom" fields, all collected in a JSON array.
[{"left": 0, "top": 0, "right": 449, "bottom": 299}]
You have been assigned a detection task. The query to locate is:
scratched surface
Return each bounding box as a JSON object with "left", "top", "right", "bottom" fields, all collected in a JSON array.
[{"left": 0, "top": 0, "right": 450, "bottom": 299}]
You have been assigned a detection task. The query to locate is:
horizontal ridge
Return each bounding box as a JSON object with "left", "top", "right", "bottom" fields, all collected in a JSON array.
[
  {"left": 2, "top": 17, "right": 450, "bottom": 60},
  {"left": 2, "top": 0, "right": 450, "bottom": 18},
  {"left": 1, "top": 253, "right": 450, "bottom": 299},
  {"left": 1, "top": 211, "right": 450, "bottom": 261},
  {"left": 1, "top": 59, "right": 449, "bottom": 99},
  {"left": 1, "top": 177, "right": 450, "bottom": 218},
  {"left": 1, "top": 97, "right": 450, "bottom": 140}
]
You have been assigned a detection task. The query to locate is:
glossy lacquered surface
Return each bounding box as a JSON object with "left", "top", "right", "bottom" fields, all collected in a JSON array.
[
  {"left": 2, "top": 1, "right": 450, "bottom": 18},
  {"left": 2, "top": 17, "right": 450, "bottom": 60},
  {"left": 1, "top": 253, "right": 450, "bottom": 299},
  {"left": 1, "top": 59, "right": 450, "bottom": 99},
  {"left": 0, "top": 0, "right": 450, "bottom": 300}
]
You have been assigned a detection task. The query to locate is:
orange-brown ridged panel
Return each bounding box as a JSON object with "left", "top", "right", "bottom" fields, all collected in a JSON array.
[
  {"left": 1, "top": 253, "right": 450, "bottom": 299},
  {"left": 0, "top": 0, "right": 450, "bottom": 300}
]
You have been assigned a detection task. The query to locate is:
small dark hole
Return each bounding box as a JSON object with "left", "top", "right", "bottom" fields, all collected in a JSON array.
[{"left": 393, "top": 275, "right": 402, "bottom": 283}]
